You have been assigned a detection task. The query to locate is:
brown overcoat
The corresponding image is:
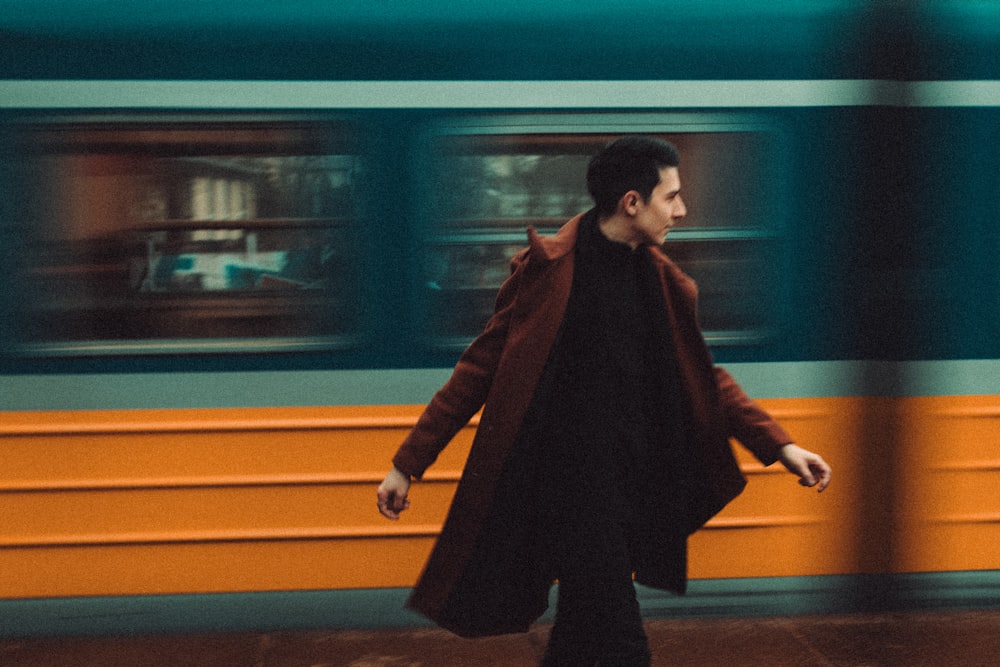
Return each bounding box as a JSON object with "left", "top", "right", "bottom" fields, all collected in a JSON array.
[{"left": 392, "top": 213, "right": 793, "bottom": 637}]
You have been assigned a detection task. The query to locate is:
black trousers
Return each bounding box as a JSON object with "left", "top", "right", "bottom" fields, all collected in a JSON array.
[
  {"left": 542, "top": 576, "right": 650, "bottom": 666},
  {"left": 539, "top": 511, "right": 651, "bottom": 667}
]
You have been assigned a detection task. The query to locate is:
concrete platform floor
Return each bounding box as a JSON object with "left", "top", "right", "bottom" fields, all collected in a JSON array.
[{"left": 2, "top": 609, "right": 999, "bottom": 666}]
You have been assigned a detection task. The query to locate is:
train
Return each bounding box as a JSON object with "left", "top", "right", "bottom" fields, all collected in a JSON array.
[{"left": 1, "top": 0, "right": 998, "bottom": 637}]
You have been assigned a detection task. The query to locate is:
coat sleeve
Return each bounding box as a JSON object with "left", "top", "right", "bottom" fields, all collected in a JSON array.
[
  {"left": 713, "top": 366, "right": 793, "bottom": 466},
  {"left": 392, "top": 250, "right": 529, "bottom": 479}
]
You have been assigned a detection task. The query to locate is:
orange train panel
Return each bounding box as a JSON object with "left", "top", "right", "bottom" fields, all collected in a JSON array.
[
  {"left": 2, "top": 396, "right": 997, "bottom": 599},
  {"left": 690, "top": 396, "right": 870, "bottom": 579},
  {"left": 0, "top": 405, "right": 462, "bottom": 598},
  {"left": 0, "top": 539, "right": 437, "bottom": 598},
  {"left": 0, "top": 405, "right": 474, "bottom": 485},
  {"left": 894, "top": 395, "right": 1000, "bottom": 573}
]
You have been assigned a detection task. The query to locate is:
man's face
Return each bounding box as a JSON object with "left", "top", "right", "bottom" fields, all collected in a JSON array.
[{"left": 630, "top": 166, "right": 686, "bottom": 246}]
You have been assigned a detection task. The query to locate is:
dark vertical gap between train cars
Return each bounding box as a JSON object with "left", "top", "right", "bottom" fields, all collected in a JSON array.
[{"left": 842, "top": 1, "right": 919, "bottom": 610}]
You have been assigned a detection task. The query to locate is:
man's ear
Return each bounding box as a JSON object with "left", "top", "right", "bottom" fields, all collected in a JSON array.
[{"left": 620, "top": 190, "right": 642, "bottom": 216}]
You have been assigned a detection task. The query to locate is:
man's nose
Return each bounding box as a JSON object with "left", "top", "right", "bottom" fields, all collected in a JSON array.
[{"left": 674, "top": 195, "right": 687, "bottom": 218}]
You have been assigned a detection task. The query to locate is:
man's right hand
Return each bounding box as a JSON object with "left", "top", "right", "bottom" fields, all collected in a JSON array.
[{"left": 377, "top": 467, "right": 412, "bottom": 520}]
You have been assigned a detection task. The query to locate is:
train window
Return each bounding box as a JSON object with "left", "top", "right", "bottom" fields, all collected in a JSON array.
[
  {"left": 12, "top": 118, "right": 362, "bottom": 355},
  {"left": 420, "top": 122, "right": 780, "bottom": 348}
]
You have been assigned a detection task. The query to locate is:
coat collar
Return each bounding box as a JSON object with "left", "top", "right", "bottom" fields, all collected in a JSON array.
[
  {"left": 528, "top": 209, "right": 675, "bottom": 268},
  {"left": 527, "top": 211, "right": 585, "bottom": 261}
]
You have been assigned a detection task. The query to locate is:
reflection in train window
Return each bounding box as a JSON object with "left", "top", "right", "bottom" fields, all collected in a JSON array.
[
  {"left": 423, "top": 127, "right": 779, "bottom": 348},
  {"left": 665, "top": 239, "right": 778, "bottom": 342},
  {"left": 15, "top": 121, "right": 362, "bottom": 354}
]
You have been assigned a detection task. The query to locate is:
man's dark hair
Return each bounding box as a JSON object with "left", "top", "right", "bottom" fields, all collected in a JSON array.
[{"left": 586, "top": 136, "right": 681, "bottom": 217}]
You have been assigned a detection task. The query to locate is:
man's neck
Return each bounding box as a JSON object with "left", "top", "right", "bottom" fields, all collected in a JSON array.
[{"left": 597, "top": 214, "right": 640, "bottom": 250}]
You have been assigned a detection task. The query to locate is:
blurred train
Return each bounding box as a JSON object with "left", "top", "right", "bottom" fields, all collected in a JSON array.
[{"left": 1, "top": 0, "right": 998, "bottom": 637}]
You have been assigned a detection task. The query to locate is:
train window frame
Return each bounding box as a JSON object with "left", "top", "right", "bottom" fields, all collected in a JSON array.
[
  {"left": 8, "top": 113, "right": 367, "bottom": 357},
  {"left": 414, "top": 112, "right": 789, "bottom": 351}
]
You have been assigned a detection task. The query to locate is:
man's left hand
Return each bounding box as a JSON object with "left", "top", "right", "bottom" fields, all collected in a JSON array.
[{"left": 778, "top": 443, "right": 832, "bottom": 492}]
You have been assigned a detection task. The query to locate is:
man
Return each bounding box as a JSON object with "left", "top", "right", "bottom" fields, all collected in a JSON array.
[{"left": 377, "top": 135, "right": 831, "bottom": 666}]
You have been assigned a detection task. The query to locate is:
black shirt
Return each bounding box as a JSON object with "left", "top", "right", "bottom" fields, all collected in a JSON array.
[{"left": 519, "top": 212, "right": 691, "bottom": 572}]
